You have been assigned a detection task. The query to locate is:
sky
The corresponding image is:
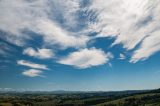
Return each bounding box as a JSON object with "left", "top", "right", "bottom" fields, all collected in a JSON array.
[{"left": 0, "top": 0, "right": 160, "bottom": 91}]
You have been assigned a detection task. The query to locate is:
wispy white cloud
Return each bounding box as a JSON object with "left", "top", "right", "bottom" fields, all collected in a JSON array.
[
  {"left": 119, "top": 53, "right": 126, "bottom": 60},
  {"left": 50, "top": 0, "right": 80, "bottom": 29},
  {"left": 0, "top": 0, "right": 89, "bottom": 48},
  {"left": 23, "top": 47, "right": 54, "bottom": 59},
  {"left": 58, "top": 48, "right": 113, "bottom": 69},
  {"left": 34, "top": 19, "right": 90, "bottom": 48},
  {"left": 130, "top": 30, "right": 160, "bottom": 63},
  {"left": 0, "top": 42, "right": 13, "bottom": 57},
  {"left": 0, "top": 0, "right": 47, "bottom": 46},
  {"left": 22, "top": 69, "right": 43, "bottom": 77},
  {"left": 1, "top": 0, "right": 160, "bottom": 66},
  {"left": 17, "top": 60, "right": 48, "bottom": 70},
  {"left": 88, "top": 0, "right": 160, "bottom": 62}
]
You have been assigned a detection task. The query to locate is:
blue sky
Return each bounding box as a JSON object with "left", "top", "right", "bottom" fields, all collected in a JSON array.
[{"left": 0, "top": 0, "right": 160, "bottom": 91}]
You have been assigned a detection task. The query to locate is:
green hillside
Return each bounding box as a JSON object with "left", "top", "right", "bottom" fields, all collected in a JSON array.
[
  {"left": 0, "top": 89, "right": 160, "bottom": 106},
  {"left": 96, "top": 93, "right": 160, "bottom": 106}
]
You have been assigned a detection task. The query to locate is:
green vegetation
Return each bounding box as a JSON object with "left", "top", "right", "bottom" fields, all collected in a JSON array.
[
  {"left": 0, "top": 89, "right": 160, "bottom": 106},
  {"left": 96, "top": 93, "right": 160, "bottom": 106}
]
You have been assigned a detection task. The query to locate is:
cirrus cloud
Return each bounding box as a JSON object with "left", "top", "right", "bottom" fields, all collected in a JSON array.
[
  {"left": 1, "top": 0, "right": 160, "bottom": 69},
  {"left": 130, "top": 30, "right": 160, "bottom": 63},
  {"left": 17, "top": 60, "right": 48, "bottom": 70},
  {"left": 119, "top": 53, "right": 126, "bottom": 60},
  {"left": 0, "top": 0, "right": 89, "bottom": 48},
  {"left": 88, "top": 0, "right": 160, "bottom": 62}
]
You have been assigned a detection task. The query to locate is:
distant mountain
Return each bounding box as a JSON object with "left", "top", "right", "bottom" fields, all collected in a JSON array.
[{"left": 0, "top": 88, "right": 156, "bottom": 95}]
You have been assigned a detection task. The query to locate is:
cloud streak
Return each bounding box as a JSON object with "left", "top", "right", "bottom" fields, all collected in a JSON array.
[
  {"left": 17, "top": 60, "right": 48, "bottom": 70},
  {"left": 119, "top": 53, "right": 126, "bottom": 60},
  {"left": 22, "top": 69, "right": 43, "bottom": 77}
]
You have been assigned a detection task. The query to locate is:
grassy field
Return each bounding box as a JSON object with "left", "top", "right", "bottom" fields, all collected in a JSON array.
[{"left": 96, "top": 93, "right": 160, "bottom": 106}]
